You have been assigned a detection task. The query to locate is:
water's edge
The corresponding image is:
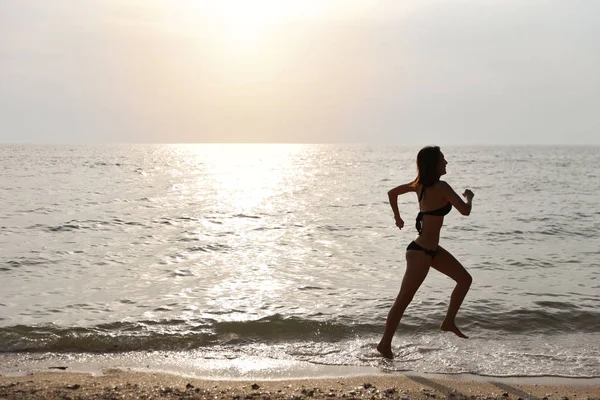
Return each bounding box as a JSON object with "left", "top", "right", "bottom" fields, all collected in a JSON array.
[
  {"left": 2, "top": 352, "right": 600, "bottom": 383},
  {"left": 3, "top": 359, "right": 600, "bottom": 388}
]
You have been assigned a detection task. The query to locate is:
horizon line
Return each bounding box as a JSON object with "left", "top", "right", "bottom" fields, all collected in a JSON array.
[{"left": 1, "top": 141, "right": 599, "bottom": 147}]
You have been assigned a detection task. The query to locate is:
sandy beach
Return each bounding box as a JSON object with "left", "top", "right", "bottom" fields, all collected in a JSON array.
[{"left": 1, "top": 370, "right": 599, "bottom": 400}]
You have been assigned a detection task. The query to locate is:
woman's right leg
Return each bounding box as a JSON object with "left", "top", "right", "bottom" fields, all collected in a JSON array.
[
  {"left": 430, "top": 246, "right": 472, "bottom": 339},
  {"left": 377, "top": 250, "right": 431, "bottom": 358}
]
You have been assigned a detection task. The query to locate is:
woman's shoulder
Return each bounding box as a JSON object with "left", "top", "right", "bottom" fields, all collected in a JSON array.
[
  {"left": 435, "top": 181, "right": 459, "bottom": 198},
  {"left": 431, "top": 180, "right": 448, "bottom": 189},
  {"left": 431, "top": 180, "right": 453, "bottom": 195}
]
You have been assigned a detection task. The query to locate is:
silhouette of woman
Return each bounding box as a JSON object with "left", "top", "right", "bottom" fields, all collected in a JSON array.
[{"left": 377, "top": 146, "right": 474, "bottom": 359}]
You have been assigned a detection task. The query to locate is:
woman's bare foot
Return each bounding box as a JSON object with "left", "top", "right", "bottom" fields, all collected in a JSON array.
[
  {"left": 376, "top": 342, "right": 394, "bottom": 359},
  {"left": 440, "top": 321, "right": 468, "bottom": 338}
]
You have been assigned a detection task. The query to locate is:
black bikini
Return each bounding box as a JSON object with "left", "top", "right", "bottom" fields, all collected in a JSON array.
[{"left": 406, "top": 186, "right": 452, "bottom": 257}]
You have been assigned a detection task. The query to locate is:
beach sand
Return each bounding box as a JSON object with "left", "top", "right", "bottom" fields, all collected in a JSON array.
[{"left": 1, "top": 370, "right": 599, "bottom": 400}]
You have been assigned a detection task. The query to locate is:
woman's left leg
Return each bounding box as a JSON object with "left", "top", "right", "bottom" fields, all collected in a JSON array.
[
  {"left": 431, "top": 245, "right": 472, "bottom": 338},
  {"left": 377, "top": 250, "right": 431, "bottom": 358}
]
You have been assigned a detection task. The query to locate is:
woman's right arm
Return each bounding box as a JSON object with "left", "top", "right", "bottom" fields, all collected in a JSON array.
[{"left": 439, "top": 181, "right": 474, "bottom": 216}]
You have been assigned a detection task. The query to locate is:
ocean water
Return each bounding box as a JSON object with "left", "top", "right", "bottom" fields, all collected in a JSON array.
[{"left": 0, "top": 144, "right": 599, "bottom": 378}]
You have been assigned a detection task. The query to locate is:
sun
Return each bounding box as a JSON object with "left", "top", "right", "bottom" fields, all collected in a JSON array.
[{"left": 170, "top": 1, "right": 326, "bottom": 49}]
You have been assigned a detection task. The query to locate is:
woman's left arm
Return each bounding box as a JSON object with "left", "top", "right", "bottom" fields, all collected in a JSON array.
[{"left": 388, "top": 182, "right": 416, "bottom": 228}]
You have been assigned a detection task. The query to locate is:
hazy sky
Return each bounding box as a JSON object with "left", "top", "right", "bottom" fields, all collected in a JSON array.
[{"left": 1, "top": 0, "right": 598, "bottom": 145}]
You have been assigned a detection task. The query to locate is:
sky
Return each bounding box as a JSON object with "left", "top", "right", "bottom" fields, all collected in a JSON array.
[{"left": 0, "top": 0, "right": 598, "bottom": 145}]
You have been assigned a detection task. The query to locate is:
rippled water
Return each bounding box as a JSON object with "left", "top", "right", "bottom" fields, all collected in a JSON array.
[{"left": 1, "top": 144, "right": 599, "bottom": 377}]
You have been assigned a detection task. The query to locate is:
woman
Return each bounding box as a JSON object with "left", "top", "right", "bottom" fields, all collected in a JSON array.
[{"left": 377, "top": 146, "right": 474, "bottom": 359}]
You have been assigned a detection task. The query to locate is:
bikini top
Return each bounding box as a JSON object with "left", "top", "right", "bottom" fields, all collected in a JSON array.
[{"left": 415, "top": 186, "right": 452, "bottom": 234}]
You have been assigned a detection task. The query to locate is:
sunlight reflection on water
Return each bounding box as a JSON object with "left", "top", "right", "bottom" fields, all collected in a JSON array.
[
  {"left": 173, "top": 143, "right": 306, "bottom": 214},
  {"left": 168, "top": 144, "right": 311, "bottom": 322}
]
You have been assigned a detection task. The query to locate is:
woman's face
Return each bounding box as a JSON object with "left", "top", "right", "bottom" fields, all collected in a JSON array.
[{"left": 439, "top": 152, "right": 448, "bottom": 176}]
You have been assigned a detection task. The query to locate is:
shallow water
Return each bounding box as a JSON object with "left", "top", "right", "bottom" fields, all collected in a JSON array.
[{"left": 1, "top": 144, "right": 599, "bottom": 377}]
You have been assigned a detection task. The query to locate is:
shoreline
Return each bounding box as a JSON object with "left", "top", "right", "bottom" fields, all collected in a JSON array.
[
  {"left": 1, "top": 369, "right": 599, "bottom": 400},
  {"left": 3, "top": 352, "right": 599, "bottom": 383},
  {"left": 4, "top": 365, "right": 600, "bottom": 386},
  {"left": 2, "top": 352, "right": 599, "bottom": 399},
  {"left": 3, "top": 351, "right": 600, "bottom": 381}
]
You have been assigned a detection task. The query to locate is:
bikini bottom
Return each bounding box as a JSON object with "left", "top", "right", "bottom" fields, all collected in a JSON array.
[{"left": 406, "top": 241, "right": 439, "bottom": 258}]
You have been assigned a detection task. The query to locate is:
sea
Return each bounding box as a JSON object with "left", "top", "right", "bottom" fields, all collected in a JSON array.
[{"left": 0, "top": 144, "right": 599, "bottom": 378}]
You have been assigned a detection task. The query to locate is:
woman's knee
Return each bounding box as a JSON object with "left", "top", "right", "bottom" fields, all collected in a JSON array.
[{"left": 460, "top": 272, "right": 473, "bottom": 288}]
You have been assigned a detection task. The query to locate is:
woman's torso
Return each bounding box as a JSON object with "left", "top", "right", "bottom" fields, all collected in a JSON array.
[{"left": 414, "top": 181, "right": 451, "bottom": 250}]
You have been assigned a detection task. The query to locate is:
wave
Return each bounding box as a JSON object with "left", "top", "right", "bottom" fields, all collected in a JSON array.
[
  {"left": 1, "top": 309, "right": 599, "bottom": 353},
  {"left": 0, "top": 316, "right": 375, "bottom": 353},
  {"left": 465, "top": 308, "right": 600, "bottom": 334}
]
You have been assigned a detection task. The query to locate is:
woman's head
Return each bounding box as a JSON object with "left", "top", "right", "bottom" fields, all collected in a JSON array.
[{"left": 413, "top": 146, "right": 447, "bottom": 187}]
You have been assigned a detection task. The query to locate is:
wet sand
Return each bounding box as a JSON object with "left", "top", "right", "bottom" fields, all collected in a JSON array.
[{"left": 1, "top": 370, "right": 599, "bottom": 400}]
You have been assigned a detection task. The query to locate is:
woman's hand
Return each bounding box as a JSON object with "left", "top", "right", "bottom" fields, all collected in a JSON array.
[
  {"left": 395, "top": 216, "right": 404, "bottom": 230},
  {"left": 463, "top": 189, "right": 474, "bottom": 201}
]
